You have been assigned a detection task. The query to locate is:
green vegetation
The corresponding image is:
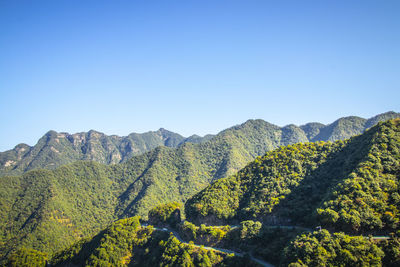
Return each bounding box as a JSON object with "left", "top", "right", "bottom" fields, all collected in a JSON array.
[
  {"left": 179, "top": 220, "right": 306, "bottom": 265},
  {"left": 185, "top": 140, "right": 346, "bottom": 224},
  {"left": 380, "top": 236, "right": 400, "bottom": 266},
  {"left": 179, "top": 221, "right": 231, "bottom": 246},
  {"left": 182, "top": 118, "right": 400, "bottom": 266},
  {"left": 305, "top": 111, "right": 399, "bottom": 142},
  {"left": 148, "top": 202, "right": 182, "bottom": 227},
  {"left": 282, "top": 230, "right": 384, "bottom": 266},
  {"left": 186, "top": 119, "right": 400, "bottom": 236},
  {"left": 1, "top": 113, "right": 400, "bottom": 266},
  {"left": 2, "top": 118, "right": 317, "bottom": 260},
  {"left": 50, "top": 216, "right": 256, "bottom": 267},
  {"left": 248, "top": 226, "right": 304, "bottom": 265},
  {"left": 316, "top": 119, "right": 400, "bottom": 233},
  {"left": 85, "top": 217, "right": 141, "bottom": 266},
  {"left": 6, "top": 248, "right": 47, "bottom": 267},
  {"left": 226, "top": 221, "right": 307, "bottom": 265},
  {"left": 0, "top": 162, "right": 118, "bottom": 261}
]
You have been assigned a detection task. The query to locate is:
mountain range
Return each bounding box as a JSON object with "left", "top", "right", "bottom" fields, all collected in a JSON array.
[
  {"left": 0, "top": 111, "right": 399, "bottom": 264},
  {"left": 1, "top": 111, "right": 398, "bottom": 177},
  {"left": 6, "top": 118, "right": 400, "bottom": 267},
  {"left": 0, "top": 128, "right": 214, "bottom": 176}
]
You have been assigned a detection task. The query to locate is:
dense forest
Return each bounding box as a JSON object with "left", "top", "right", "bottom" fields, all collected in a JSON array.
[
  {"left": 7, "top": 199, "right": 400, "bottom": 266},
  {"left": 2, "top": 118, "right": 326, "bottom": 260},
  {"left": 1, "top": 114, "right": 400, "bottom": 266},
  {"left": 47, "top": 216, "right": 255, "bottom": 267},
  {"left": 186, "top": 119, "right": 400, "bottom": 235},
  {"left": 182, "top": 119, "right": 400, "bottom": 265}
]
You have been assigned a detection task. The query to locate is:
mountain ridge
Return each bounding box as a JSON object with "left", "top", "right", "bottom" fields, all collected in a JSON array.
[
  {"left": 0, "top": 127, "right": 211, "bottom": 176},
  {"left": 1, "top": 111, "right": 398, "bottom": 176}
]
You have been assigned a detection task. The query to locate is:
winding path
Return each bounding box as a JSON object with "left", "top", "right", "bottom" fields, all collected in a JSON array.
[
  {"left": 144, "top": 223, "right": 390, "bottom": 267},
  {"left": 149, "top": 226, "right": 275, "bottom": 267}
]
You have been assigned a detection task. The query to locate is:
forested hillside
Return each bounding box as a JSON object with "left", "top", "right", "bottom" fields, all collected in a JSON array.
[
  {"left": 11, "top": 200, "right": 397, "bottom": 267},
  {"left": 1, "top": 113, "right": 399, "bottom": 265},
  {"left": 186, "top": 119, "right": 400, "bottom": 235},
  {"left": 0, "top": 118, "right": 322, "bottom": 261},
  {"left": 181, "top": 119, "right": 400, "bottom": 266},
  {"left": 47, "top": 216, "right": 253, "bottom": 267},
  {"left": 4, "top": 118, "right": 400, "bottom": 266},
  {"left": 1, "top": 112, "right": 397, "bottom": 177}
]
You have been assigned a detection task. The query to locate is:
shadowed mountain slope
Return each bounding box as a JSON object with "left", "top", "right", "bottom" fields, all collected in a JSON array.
[{"left": 186, "top": 119, "right": 400, "bottom": 237}]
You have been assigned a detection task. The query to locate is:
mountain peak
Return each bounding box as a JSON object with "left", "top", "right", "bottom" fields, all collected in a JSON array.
[
  {"left": 14, "top": 143, "right": 31, "bottom": 150},
  {"left": 157, "top": 127, "right": 171, "bottom": 134},
  {"left": 45, "top": 130, "right": 58, "bottom": 136}
]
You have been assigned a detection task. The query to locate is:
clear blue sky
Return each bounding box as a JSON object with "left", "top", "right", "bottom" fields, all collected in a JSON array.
[{"left": 0, "top": 0, "right": 399, "bottom": 151}]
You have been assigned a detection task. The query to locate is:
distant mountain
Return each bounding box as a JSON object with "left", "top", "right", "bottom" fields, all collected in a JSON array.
[
  {"left": 0, "top": 111, "right": 398, "bottom": 177},
  {"left": 181, "top": 134, "right": 216, "bottom": 144},
  {"left": 0, "top": 112, "right": 399, "bottom": 261},
  {"left": 303, "top": 111, "right": 400, "bottom": 142},
  {"left": 0, "top": 128, "right": 211, "bottom": 176}
]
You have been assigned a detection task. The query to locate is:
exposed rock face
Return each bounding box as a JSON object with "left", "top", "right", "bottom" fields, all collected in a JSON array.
[{"left": 0, "top": 128, "right": 191, "bottom": 175}]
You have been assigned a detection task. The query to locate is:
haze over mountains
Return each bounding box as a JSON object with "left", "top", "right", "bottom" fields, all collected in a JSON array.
[{"left": 1, "top": 111, "right": 398, "bottom": 176}]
